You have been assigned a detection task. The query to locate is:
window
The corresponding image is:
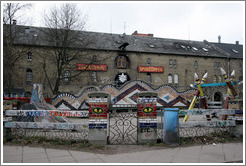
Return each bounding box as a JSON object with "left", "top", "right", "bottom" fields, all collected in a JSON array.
[
  {"left": 194, "top": 61, "right": 198, "bottom": 69},
  {"left": 27, "top": 52, "right": 32, "bottom": 61},
  {"left": 202, "top": 48, "right": 209, "bottom": 52},
  {"left": 218, "top": 75, "right": 222, "bottom": 82},
  {"left": 174, "top": 74, "right": 178, "bottom": 84},
  {"left": 146, "top": 73, "right": 151, "bottom": 83},
  {"left": 147, "top": 58, "right": 151, "bottom": 65},
  {"left": 115, "top": 55, "right": 130, "bottom": 69},
  {"left": 231, "top": 49, "right": 239, "bottom": 54},
  {"left": 169, "top": 59, "right": 173, "bottom": 67},
  {"left": 214, "top": 62, "right": 217, "bottom": 69},
  {"left": 64, "top": 70, "right": 70, "bottom": 82},
  {"left": 168, "top": 74, "right": 172, "bottom": 84},
  {"left": 91, "top": 71, "right": 97, "bottom": 83},
  {"left": 192, "top": 47, "right": 198, "bottom": 51},
  {"left": 173, "top": 59, "right": 177, "bottom": 68},
  {"left": 58, "top": 53, "right": 68, "bottom": 62},
  {"left": 218, "top": 62, "right": 221, "bottom": 69},
  {"left": 213, "top": 75, "right": 218, "bottom": 83},
  {"left": 147, "top": 43, "right": 155, "bottom": 48},
  {"left": 169, "top": 59, "right": 177, "bottom": 68},
  {"left": 26, "top": 69, "right": 33, "bottom": 83},
  {"left": 64, "top": 54, "right": 68, "bottom": 62},
  {"left": 239, "top": 63, "right": 242, "bottom": 72},
  {"left": 92, "top": 55, "right": 97, "bottom": 63},
  {"left": 214, "top": 62, "right": 221, "bottom": 69}
]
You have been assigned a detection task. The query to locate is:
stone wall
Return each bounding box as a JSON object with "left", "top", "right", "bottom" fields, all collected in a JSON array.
[{"left": 8, "top": 46, "right": 243, "bottom": 98}]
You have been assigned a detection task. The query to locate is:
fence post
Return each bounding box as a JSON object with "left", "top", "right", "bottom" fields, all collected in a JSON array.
[
  {"left": 87, "top": 92, "right": 110, "bottom": 145},
  {"left": 3, "top": 121, "right": 12, "bottom": 142},
  {"left": 137, "top": 92, "right": 158, "bottom": 144},
  {"left": 163, "top": 108, "right": 180, "bottom": 146}
]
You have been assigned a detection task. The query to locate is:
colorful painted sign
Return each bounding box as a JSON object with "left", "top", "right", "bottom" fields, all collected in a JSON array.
[
  {"left": 77, "top": 64, "right": 107, "bottom": 71},
  {"left": 138, "top": 66, "right": 164, "bottom": 73}
]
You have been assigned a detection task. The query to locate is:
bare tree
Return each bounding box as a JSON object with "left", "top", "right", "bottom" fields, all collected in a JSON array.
[
  {"left": 41, "top": 3, "right": 109, "bottom": 95},
  {"left": 3, "top": 3, "right": 33, "bottom": 89}
]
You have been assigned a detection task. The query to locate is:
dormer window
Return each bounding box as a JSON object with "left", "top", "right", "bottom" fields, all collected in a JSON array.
[
  {"left": 25, "top": 27, "right": 30, "bottom": 34},
  {"left": 231, "top": 49, "right": 239, "bottom": 54},
  {"left": 147, "top": 43, "right": 155, "bottom": 48}
]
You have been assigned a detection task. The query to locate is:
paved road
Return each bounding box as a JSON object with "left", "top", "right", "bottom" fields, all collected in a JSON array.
[{"left": 2, "top": 142, "right": 243, "bottom": 163}]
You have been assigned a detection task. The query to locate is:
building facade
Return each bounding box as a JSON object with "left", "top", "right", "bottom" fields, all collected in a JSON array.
[{"left": 3, "top": 25, "right": 243, "bottom": 103}]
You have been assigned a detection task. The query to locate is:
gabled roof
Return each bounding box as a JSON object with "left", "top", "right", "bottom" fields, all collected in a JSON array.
[
  {"left": 4, "top": 24, "right": 241, "bottom": 59},
  {"left": 211, "top": 42, "right": 243, "bottom": 59}
]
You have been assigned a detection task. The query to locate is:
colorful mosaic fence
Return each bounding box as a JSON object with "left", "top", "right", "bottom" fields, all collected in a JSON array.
[{"left": 52, "top": 81, "right": 196, "bottom": 110}]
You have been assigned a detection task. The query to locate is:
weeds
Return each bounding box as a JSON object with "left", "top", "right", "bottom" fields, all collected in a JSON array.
[
  {"left": 5, "top": 135, "right": 96, "bottom": 150},
  {"left": 4, "top": 131, "right": 242, "bottom": 149},
  {"left": 179, "top": 131, "right": 242, "bottom": 146}
]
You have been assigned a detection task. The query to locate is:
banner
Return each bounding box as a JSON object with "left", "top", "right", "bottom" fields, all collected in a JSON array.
[
  {"left": 77, "top": 64, "right": 107, "bottom": 71},
  {"left": 138, "top": 66, "right": 164, "bottom": 73}
]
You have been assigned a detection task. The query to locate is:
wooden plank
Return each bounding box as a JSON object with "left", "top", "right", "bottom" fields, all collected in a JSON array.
[
  {"left": 4, "top": 122, "right": 88, "bottom": 130},
  {"left": 179, "top": 109, "right": 236, "bottom": 116},
  {"left": 180, "top": 120, "right": 236, "bottom": 128},
  {"left": 5, "top": 110, "right": 89, "bottom": 117}
]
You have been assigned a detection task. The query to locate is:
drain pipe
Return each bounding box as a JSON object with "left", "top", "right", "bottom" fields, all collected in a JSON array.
[{"left": 227, "top": 55, "right": 230, "bottom": 76}]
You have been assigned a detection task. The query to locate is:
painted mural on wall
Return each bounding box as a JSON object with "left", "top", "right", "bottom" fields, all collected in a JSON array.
[{"left": 52, "top": 81, "right": 196, "bottom": 110}]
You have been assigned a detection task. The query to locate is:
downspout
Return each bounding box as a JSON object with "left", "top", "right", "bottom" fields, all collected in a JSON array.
[{"left": 227, "top": 55, "right": 230, "bottom": 76}]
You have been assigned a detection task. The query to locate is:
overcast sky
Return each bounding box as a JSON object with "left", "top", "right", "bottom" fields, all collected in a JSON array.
[{"left": 22, "top": 1, "right": 246, "bottom": 44}]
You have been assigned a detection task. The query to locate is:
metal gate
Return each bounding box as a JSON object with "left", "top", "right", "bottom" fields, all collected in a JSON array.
[{"left": 108, "top": 112, "right": 138, "bottom": 144}]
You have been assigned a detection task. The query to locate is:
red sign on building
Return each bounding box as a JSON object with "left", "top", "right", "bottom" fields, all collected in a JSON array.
[
  {"left": 77, "top": 64, "right": 107, "bottom": 71},
  {"left": 138, "top": 66, "right": 164, "bottom": 73}
]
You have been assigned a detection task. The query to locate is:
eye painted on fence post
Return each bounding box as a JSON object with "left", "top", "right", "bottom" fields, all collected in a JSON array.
[
  {"left": 92, "top": 107, "right": 104, "bottom": 114},
  {"left": 142, "top": 106, "right": 154, "bottom": 113}
]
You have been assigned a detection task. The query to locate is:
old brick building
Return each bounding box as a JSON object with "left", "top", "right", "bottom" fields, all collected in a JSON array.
[{"left": 3, "top": 24, "right": 243, "bottom": 102}]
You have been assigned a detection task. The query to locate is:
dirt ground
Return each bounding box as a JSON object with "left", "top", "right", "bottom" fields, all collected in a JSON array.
[{"left": 4, "top": 142, "right": 174, "bottom": 155}]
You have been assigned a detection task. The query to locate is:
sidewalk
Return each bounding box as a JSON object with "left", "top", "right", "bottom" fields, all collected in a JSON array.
[{"left": 2, "top": 142, "right": 244, "bottom": 164}]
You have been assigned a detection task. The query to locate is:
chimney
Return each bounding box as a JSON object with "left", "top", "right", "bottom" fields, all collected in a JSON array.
[
  {"left": 218, "top": 35, "right": 221, "bottom": 43},
  {"left": 132, "top": 30, "right": 138, "bottom": 35},
  {"left": 236, "top": 41, "right": 239, "bottom": 45},
  {"left": 132, "top": 30, "right": 154, "bottom": 37},
  {"left": 12, "top": 19, "right": 17, "bottom": 25}
]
